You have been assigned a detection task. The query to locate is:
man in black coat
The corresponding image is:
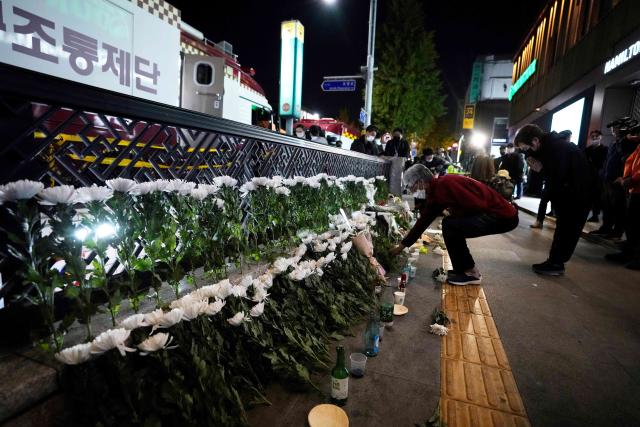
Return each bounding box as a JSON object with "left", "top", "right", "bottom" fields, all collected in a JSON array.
[
  {"left": 499, "top": 143, "right": 525, "bottom": 199},
  {"left": 350, "top": 125, "right": 380, "bottom": 156},
  {"left": 384, "top": 127, "right": 410, "bottom": 157},
  {"left": 584, "top": 129, "right": 608, "bottom": 222},
  {"left": 515, "top": 124, "right": 595, "bottom": 275}
]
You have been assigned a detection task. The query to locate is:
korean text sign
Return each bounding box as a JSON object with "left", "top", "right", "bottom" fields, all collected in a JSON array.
[{"left": 0, "top": 0, "right": 180, "bottom": 106}]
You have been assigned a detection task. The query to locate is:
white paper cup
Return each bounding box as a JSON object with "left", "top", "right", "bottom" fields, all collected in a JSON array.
[{"left": 393, "top": 291, "right": 405, "bottom": 305}]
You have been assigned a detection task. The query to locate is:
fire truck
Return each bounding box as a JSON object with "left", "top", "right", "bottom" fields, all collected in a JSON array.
[{"left": 0, "top": 0, "right": 272, "bottom": 127}]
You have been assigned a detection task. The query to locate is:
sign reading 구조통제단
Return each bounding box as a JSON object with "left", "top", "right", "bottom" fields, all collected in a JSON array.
[
  {"left": 604, "top": 40, "right": 640, "bottom": 74},
  {"left": 0, "top": 0, "right": 180, "bottom": 106}
]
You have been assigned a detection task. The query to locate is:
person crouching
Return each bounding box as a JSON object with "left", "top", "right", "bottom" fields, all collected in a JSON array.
[{"left": 390, "top": 164, "right": 519, "bottom": 285}]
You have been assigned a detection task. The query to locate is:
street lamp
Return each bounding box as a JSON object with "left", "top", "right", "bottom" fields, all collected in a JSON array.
[{"left": 322, "top": 0, "right": 377, "bottom": 126}]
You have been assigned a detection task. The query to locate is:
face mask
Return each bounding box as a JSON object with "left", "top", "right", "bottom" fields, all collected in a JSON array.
[
  {"left": 425, "top": 155, "right": 434, "bottom": 162},
  {"left": 506, "top": 148, "right": 515, "bottom": 154},
  {"left": 296, "top": 131, "right": 305, "bottom": 138},
  {"left": 366, "top": 135, "right": 375, "bottom": 142},
  {"left": 591, "top": 136, "right": 601, "bottom": 145},
  {"left": 413, "top": 190, "right": 426, "bottom": 199}
]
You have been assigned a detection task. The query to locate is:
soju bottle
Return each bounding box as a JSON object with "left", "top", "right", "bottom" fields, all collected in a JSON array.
[
  {"left": 330, "top": 346, "right": 349, "bottom": 406},
  {"left": 380, "top": 285, "right": 394, "bottom": 327},
  {"left": 363, "top": 312, "right": 380, "bottom": 357}
]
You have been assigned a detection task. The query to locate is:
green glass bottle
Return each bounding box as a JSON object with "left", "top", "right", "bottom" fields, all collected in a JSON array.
[
  {"left": 330, "top": 346, "right": 349, "bottom": 406},
  {"left": 380, "top": 285, "right": 394, "bottom": 327}
]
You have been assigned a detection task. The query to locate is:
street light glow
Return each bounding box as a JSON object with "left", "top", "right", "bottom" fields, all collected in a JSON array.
[
  {"left": 96, "top": 223, "right": 117, "bottom": 239},
  {"left": 470, "top": 132, "right": 488, "bottom": 148},
  {"left": 323, "top": 0, "right": 337, "bottom": 4}
]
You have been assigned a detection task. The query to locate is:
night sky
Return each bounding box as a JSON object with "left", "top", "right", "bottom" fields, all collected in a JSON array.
[{"left": 170, "top": 0, "right": 548, "bottom": 125}]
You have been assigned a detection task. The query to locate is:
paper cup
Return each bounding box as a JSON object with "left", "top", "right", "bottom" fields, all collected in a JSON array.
[
  {"left": 350, "top": 353, "right": 367, "bottom": 377},
  {"left": 393, "top": 291, "right": 405, "bottom": 305}
]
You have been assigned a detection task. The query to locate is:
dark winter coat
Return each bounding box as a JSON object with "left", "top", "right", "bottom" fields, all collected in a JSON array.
[{"left": 350, "top": 136, "right": 379, "bottom": 156}]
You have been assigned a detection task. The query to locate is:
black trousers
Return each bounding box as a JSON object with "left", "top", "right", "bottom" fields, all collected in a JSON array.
[
  {"left": 549, "top": 200, "right": 590, "bottom": 264},
  {"left": 623, "top": 194, "right": 640, "bottom": 256},
  {"left": 601, "top": 181, "right": 626, "bottom": 234},
  {"left": 443, "top": 213, "right": 519, "bottom": 272},
  {"left": 591, "top": 177, "right": 603, "bottom": 218},
  {"left": 536, "top": 187, "right": 553, "bottom": 223}
]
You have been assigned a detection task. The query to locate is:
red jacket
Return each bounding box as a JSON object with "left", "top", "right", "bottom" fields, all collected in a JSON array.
[
  {"left": 401, "top": 175, "right": 517, "bottom": 247},
  {"left": 624, "top": 144, "right": 640, "bottom": 194}
]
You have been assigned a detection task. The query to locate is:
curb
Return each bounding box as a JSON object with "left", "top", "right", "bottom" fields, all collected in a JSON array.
[{"left": 516, "top": 204, "right": 621, "bottom": 251}]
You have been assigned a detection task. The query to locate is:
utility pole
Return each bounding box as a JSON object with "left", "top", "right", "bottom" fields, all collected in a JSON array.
[{"left": 364, "top": 0, "right": 377, "bottom": 127}]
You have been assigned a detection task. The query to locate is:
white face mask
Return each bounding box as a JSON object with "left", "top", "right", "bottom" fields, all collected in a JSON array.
[
  {"left": 366, "top": 135, "right": 375, "bottom": 142},
  {"left": 413, "top": 190, "right": 426, "bottom": 199},
  {"left": 295, "top": 131, "right": 305, "bottom": 138}
]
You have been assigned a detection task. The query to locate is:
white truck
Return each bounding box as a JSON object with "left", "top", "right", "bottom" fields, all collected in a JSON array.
[{"left": 0, "top": 0, "right": 272, "bottom": 126}]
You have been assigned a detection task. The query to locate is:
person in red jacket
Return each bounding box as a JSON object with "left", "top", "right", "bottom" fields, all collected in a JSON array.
[
  {"left": 390, "top": 164, "right": 519, "bottom": 285},
  {"left": 606, "top": 140, "right": 640, "bottom": 270}
]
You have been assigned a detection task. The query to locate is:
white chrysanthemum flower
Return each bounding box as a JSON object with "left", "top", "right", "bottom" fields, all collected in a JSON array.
[
  {"left": 270, "top": 176, "right": 283, "bottom": 187},
  {"left": 294, "top": 176, "right": 306, "bottom": 184},
  {"left": 341, "top": 253, "right": 348, "bottom": 260},
  {"left": 305, "top": 178, "right": 321, "bottom": 189},
  {"left": 227, "top": 311, "right": 249, "bottom": 326},
  {"left": 275, "top": 186, "right": 291, "bottom": 196},
  {"left": 0, "top": 180, "right": 44, "bottom": 201},
  {"left": 90, "top": 328, "right": 135, "bottom": 356},
  {"left": 230, "top": 285, "right": 247, "bottom": 299},
  {"left": 214, "top": 198, "right": 225, "bottom": 210},
  {"left": 38, "top": 185, "right": 77, "bottom": 205},
  {"left": 129, "top": 181, "right": 156, "bottom": 195},
  {"left": 198, "top": 183, "right": 219, "bottom": 195},
  {"left": 297, "top": 230, "right": 316, "bottom": 244},
  {"left": 323, "top": 252, "right": 336, "bottom": 266},
  {"left": 213, "top": 176, "right": 238, "bottom": 188},
  {"left": 376, "top": 175, "right": 386, "bottom": 180},
  {"left": 239, "top": 181, "right": 256, "bottom": 193},
  {"left": 252, "top": 285, "right": 269, "bottom": 302},
  {"left": 250, "top": 302, "right": 265, "bottom": 317},
  {"left": 55, "top": 342, "right": 92, "bottom": 365},
  {"left": 340, "top": 241, "right": 353, "bottom": 254},
  {"left": 295, "top": 243, "right": 308, "bottom": 258},
  {"left": 288, "top": 268, "right": 309, "bottom": 281},
  {"left": 203, "top": 298, "right": 226, "bottom": 316},
  {"left": 272, "top": 257, "right": 292, "bottom": 274},
  {"left": 258, "top": 272, "right": 273, "bottom": 289},
  {"left": 429, "top": 323, "right": 449, "bottom": 336},
  {"left": 145, "top": 308, "right": 184, "bottom": 331},
  {"left": 239, "top": 275, "right": 253, "bottom": 288},
  {"left": 170, "top": 295, "right": 208, "bottom": 320},
  {"left": 120, "top": 314, "right": 148, "bottom": 330},
  {"left": 153, "top": 180, "right": 170, "bottom": 192},
  {"left": 313, "top": 241, "right": 329, "bottom": 253},
  {"left": 193, "top": 284, "right": 218, "bottom": 300},
  {"left": 282, "top": 178, "right": 297, "bottom": 187},
  {"left": 251, "top": 176, "right": 269, "bottom": 187},
  {"left": 327, "top": 242, "right": 337, "bottom": 251},
  {"left": 75, "top": 185, "right": 113, "bottom": 203},
  {"left": 216, "top": 279, "right": 232, "bottom": 299},
  {"left": 165, "top": 179, "right": 196, "bottom": 195},
  {"left": 106, "top": 178, "right": 137, "bottom": 193},
  {"left": 190, "top": 188, "right": 209, "bottom": 201},
  {"left": 138, "top": 332, "right": 174, "bottom": 355}
]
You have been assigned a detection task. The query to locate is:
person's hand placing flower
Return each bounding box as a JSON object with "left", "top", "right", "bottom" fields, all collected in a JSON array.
[{"left": 389, "top": 244, "right": 405, "bottom": 257}]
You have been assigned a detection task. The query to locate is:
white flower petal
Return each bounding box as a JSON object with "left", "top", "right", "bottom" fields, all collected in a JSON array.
[
  {"left": 0, "top": 180, "right": 44, "bottom": 201},
  {"left": 55, "top": 342, "right": 92, "bottom": 365},
  {"left": 38, "top": 185, "right": 77, "bottom": 205},
  {"left": 106, "top": 178, "right": 137, "bottom": 193}
]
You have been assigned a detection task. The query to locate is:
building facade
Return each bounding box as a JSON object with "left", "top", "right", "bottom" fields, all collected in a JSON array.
[
  {"left": 509, "top": 0, "right": 640, "bottom": 148},
  {"left": 461, "top": 55, "right": 513, "bottom": 158}
]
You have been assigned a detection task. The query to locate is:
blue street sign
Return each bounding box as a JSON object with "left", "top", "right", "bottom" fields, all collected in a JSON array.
[
  {"left": 321, "top": 79, "right": 356, "bottom": 92},
  {"left": 359, "top": 108, "right": 367, "bottom": 124}
]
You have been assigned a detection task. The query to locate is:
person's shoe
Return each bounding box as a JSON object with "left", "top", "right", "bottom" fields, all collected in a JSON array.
[
  {"left": 532, "top": 260, "right": 565, "bottom": 276},
  {"left": 447, "top": 274, "right": 482, "bottom": 286},
  {"left": 587, "top": 216, "right": 599, "bottom": 223},
  {"left": 529, "top": 221, "right": 543, "bottom": 229},
  {"left": 589, "top": 228, "right": 611, "bottom": 236},
  {"left": 605, "top": 251, "right": 634, "bottom": 264},
  {"left": 624, "top": 259, "right": 640, "bottom": 270}
]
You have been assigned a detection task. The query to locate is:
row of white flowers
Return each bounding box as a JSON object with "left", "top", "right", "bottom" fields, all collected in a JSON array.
[
  {"left": 53, "top": 211, "right": 373, "bottom": 365},
  {"left": 0, "top": 175, "right": 385, "bottom": 205}
]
